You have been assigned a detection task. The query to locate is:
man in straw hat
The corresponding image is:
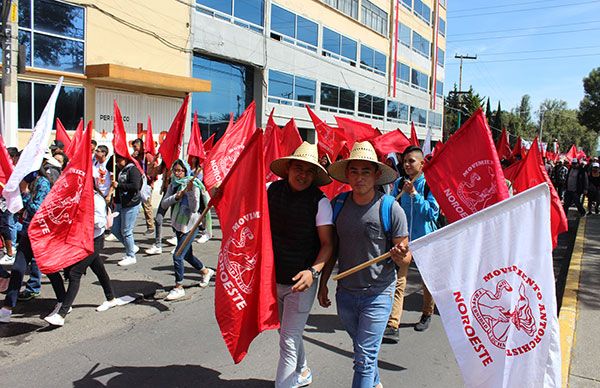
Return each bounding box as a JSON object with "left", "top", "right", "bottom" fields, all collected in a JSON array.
[
  {"left": 268, "top": 142, "right": 334, "bottom": 388},
  {"left": 319, "top": 141, "right": 409, "bottom": 388}
]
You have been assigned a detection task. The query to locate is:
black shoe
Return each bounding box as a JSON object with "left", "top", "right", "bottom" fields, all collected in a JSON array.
[
  {"left": 383, "top": 326, "right": 399, "bottom": 343},
  {"left": 414, "top": 314, "right": 432, "bottom": 332},
  {"left": 18, "top": 291, "right": 40, "bottom": 301}
]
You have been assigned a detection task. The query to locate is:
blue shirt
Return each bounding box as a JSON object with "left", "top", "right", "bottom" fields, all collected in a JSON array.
[{"left": 392, "top": 174, "right": 439, "bottom": 241}]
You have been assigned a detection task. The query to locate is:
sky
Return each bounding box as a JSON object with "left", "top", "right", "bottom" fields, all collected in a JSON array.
[{"left": 444, "top": 0, "right": 600, "bottom": 120}]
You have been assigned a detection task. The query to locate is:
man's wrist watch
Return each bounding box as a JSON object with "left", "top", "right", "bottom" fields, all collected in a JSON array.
[{"left": 309, "top": 266, "right": 321, "bottom": 279}]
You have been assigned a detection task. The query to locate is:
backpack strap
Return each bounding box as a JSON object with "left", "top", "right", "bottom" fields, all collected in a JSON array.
[
  {"left": 380, "top": 194, "right": 395, "bottom": 237},
  {"left": 332, "top": 191, "right": 350, "bottom": 224}
]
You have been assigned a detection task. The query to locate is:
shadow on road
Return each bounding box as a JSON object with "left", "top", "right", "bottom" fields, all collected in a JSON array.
[
  {"left": 578, "top": 215, "right": 600, "bottom": 310},
  {"left": 73, "top": 363, "right": 272, "bottom": 387}
]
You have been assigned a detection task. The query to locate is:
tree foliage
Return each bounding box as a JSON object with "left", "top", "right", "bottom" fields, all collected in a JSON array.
[
  {"left": 578, "top": 67, "right": 600, "bottom": 133},
  {"left": 444, "top": 85, "right": 483, "bottom": 138}
]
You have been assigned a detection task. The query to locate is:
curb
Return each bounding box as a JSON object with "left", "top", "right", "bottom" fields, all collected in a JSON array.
[{"left": 559, "top": 216, "right": 586, "bottom": 388}]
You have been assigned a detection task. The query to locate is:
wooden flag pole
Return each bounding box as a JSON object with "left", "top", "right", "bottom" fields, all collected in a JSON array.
[
  {"left": 175, "top": 204, "right": 213, "bottom": 257},
  {"left": 333, "top": 251, "right": 392, "bottom": 281},
  {"left": 395, "top": 172, "right": 422, "bottom": 201}
]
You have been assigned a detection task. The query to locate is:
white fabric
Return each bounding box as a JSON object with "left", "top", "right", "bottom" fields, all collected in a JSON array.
[
  {"left": 422, "top": 126, "right": 432, "bottom": 155},
  {"left": 3, "top": 77, "right": 63, "bottom": 213},
  {"left": 93, "top": 159, "right": 112, "bottom": 197},
  {"left": 315, "top": 197, "right": 333, "bottom": 226},
  {"left": 93, "top": 191, "right": 107, "bottom": 238},
  {"left": 410, "top": 184, "right": 561, "bottom": 388}
]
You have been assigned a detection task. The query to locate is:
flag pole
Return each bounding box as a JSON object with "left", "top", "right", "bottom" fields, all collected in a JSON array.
[
  {"left": 333, "top": 252, "right": 392, "bottom": 281},
  {"left": 175, "top": 204, "right": 212, "bottom": 257},
  {"left": 395, "top": 172, "right": 422, "bottom": 201}
]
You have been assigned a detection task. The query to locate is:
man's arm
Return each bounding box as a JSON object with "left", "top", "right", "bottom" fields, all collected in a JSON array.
[
  {"left": 317, "top": 229, "right": 337, "bottom": 308},
  {"left": 291, "top": 224, "right": 334, "bottom": 292},
  {"left": 390, "top": 236, "right": 410, "bottom": 266}
]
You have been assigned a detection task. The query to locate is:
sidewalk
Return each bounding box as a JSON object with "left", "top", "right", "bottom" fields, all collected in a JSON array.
[{"left": 563, "top": 214, "right": 600, "bottom": 387}]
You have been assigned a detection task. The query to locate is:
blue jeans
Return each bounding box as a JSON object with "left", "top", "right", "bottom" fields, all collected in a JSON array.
[
  {"left": 336, "top": 286, "right": 394, "bottom": 388},
  {"left": 4, "top": 234, "right": 34, "bottom": 308},
  {"left": 8, "top": 214, "right": 22, "bottom": 243},
  {"left": 111, "top": 203, "right": 140, "bottom": 257},
  {"left": 24, "top": 257, "right": 42, "bottom": 294},
  {"left": 173, "top": 229, "right": 204, "bottom": 284}
]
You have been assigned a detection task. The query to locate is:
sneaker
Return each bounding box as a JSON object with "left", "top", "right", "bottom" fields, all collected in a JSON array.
[
  {"left": 166, "top": 287, "right": 185, "bottom": 300},
  {"left": 47, "top": 302, "right": 72, "bottom": 317},
  {"left": 414, "top": 314, "right": 432, "bottom": 332},
  {"left": 197, "top": 234, "right": 210, "bottom": 244},
  {"left": 166, "top": 236, "right": 178, "bottom": 246},
  {"left": 199, "top": 268, "right": 215, "bottom": 288},
  {"left": 105, "top": 233, "right": 118, "bottom": 242},
  {"left": 18, "top": 290, "right": 40, "bottom": 301},
  {"left": 0, "top": 307, "right": 11, "bottom": 323},
  {"left": 0, "top": 277, "right": 9, "bottom": 292},
  {"left": 383, "top": 326, "right": 399, "bottom": 343},
  {"left": 133, "top": 245, "right": 140, "bottom": 254},
  {"left": 0, "top": 255, "right": 15, "bottom": 265},
  {"left": 145, "top": 244, "right": 163, "bottom": 255},
  {"left": 117, "top": 256, "right": 137, "bottom": 266},
  {"left": 293, "top": 368, "right": 312, "bottom": 388},
  {"left": 96, "top": 298, "right": 119, "bottom": 312},
  {"left": 44, "top": 313, "right": 65, "bottom": 326},
  {"left": 144, "top": 228, "right": 155, "bottom": 236}
]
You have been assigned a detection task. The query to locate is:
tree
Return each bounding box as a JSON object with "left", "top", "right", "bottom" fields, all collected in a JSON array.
[
  {"left": 492, "top": 101, "right": 503, "bottom": 131},
  {"left": 578, "top": 67, "right": 600, "bottom": 133},
  {"left": 540, "top": 99, "right": 597, "bottom": 154},
  {"left": 485, "top": 98, "right": 492, "bottom": 124},
  {"left": 444, "top": 85, "right": 484, "bottom": 138}
]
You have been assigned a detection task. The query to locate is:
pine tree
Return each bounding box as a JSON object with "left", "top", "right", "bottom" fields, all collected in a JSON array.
[
  {"left": 493, "top": 101, "right": 503, "bottom": 131},
  {"left": 486, "top": 98, "right": 492, "bottom": 124}
]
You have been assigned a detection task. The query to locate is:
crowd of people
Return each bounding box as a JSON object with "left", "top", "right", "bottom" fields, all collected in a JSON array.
[{"left": 548, "top": 156, "right": 600, "bottom": 216}]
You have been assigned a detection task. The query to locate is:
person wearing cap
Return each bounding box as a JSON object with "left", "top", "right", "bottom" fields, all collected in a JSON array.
[
  {"left": 319, "top": 141, "right": 409, "bottom": 388},
  {"left": 49, "top": 140, "right": 65, "bottom": 156},
  {"left": 563, "top": 158, "right": 588, "bottom": 216},
  {"left": 268, "top": 142, "right": 334, "bottom": 388},
  {"left": 587, "top": 162, "right": 600, "bottom": 215},
  {"left": 551, "top": 160, "right": 568, "bottom": 200}
]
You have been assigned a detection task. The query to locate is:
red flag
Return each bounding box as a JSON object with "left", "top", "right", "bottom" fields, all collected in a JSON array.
[
  {"left": 29, "top": 117, "right": 95, "bottom": 274},
  {"left": 55, "top": 118, "right": 72, "bottom": 151},
  {"left": 279, "top": 118, "right": 303, "bottom": 156},
  {"left": 423, "top": 109, "right": 509, "bottom": 223},
  {"left": 511, "top": 138, "right": 568, "bottom": 248},
  {"left": 0, "top": 135, "right": 14, "bottom": 195},
  {"left": 576, "top": 149, "right": 587, "bottom": 161},
  {"left": 410, "top": 122, "right": 419, "bottom": 147},
  {"left": 213, "top": 130, "right": 279, "bottom": 363},
  {"left": 187, "top": 111, "right": 206, "bottom": 164},
  {"left": 65, "top": 119, "right": 83, "bottom": 159},
  {"left": 565, "top": 145, "right": 578, "bottom": 160},
  {"left": 263, "top": 110, "right": 283, "bottom": 183},
  {"left": 369, "top": 129, "right": 411, "bottom": 156},
  {"left": 145, "top": 116, "right": 157, "bottom": 157},
  {"left": 502, "top": 159, "right": 523, "bottom": 183},
  {"left": 322, "top": 180, "right": 351, "bottom": 201},
  {"left": 203, "top": 133, "right": 216, "bottom": 155},
  {"left": 113, "top": 100, "right": 142, "bottom": 172},
  {"left": 306, "top": 106, "right": 346, "bottom": 160},
  {"left": 512, "top": 136, "right": 526, "bottom": 159},
  {"left": 203, "top": 102, "right": 257, "bottom": 191},
  {"left": 432, "top": 140, "right": 444, "bottom": 157},
  {"left": 496, "top": 127, "right": 512, "bottom": 161},
  {"left": 335, "top": 116, "right": 380, "bottom": 149},
  {"left": 158, "top": 94, "right": 190, "bottom": 169}
]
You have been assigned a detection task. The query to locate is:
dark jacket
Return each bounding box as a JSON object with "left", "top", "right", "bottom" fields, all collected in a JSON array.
[
  {"left": 116, "top": 163, "right": 143, "bottom": 207},
  {"left": 566, "top": 166, "right": 589, "bottom": 194}
]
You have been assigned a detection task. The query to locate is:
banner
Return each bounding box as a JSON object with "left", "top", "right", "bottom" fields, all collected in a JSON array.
[
  {"left": 410, "top": 184, "right": 561, "bottom": 388},
  {"left": 213, "top": 130, "right": 279, "bottom": 363},
  {"left": 158, "top": 94, "right": 190, "bottom": 169}
]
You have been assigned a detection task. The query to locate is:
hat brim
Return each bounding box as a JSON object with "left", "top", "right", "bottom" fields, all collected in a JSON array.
[
  {"left": 270, "top": 156, "right": 332, "bottom": 187},
  {"left": 44, "top": 154, "right": 62, "bottom": 168},
  {"left": 328, "top": 157, "right": 398, "bottom": 186}
]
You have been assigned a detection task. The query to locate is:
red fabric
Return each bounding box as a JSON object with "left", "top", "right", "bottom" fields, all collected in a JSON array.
[
  {"left": 432, "top": 140, "right": 444, "bottom": 157},
  {"left": 65, "top": 119, "right": 83, "bottom": 159},
  {"left": 187, "top": 111, "right": 206, "bottom": 164},
  {"left": 306, "top": 106, "right": 346, "bottom": 161},
  {"left": 158, "top": 94, "right": 190, "bottom": 169},
  {"left": 55, "top": 118, "right": 72, "bottom": 151},
  {"left": 145, "top": 116, "right": 157, "bottom": 157},
  {"left": 422, "top": 108, "right": 509, "bottom": 223},
  {"left": 203, "top": 102, "right": 257, "bottom": 192},
  {"left": 496, "top": 127, "right": 512, "bottom": 161},
  {"left": 369, "top": 129, "right": 411, "bottom": 156},
  {"left": 565, "top": 145, "right": 578, "bottom": 160},
  {"left": 213, "top": 130, "right": 279, "bottom": 363},
  {"left": 0, "top": 135, "right": 14, "bottom": 194},
  {"left": 30, "top": 118, "right": 95, "bottom": 274},
  {"left": 113, "top": 100, "right": 142, "bottom": 172},
  {"left": 502, "top": 159, "right": 523, "bottom": 183},
  {"left": 322, "top": 181, "right": 351, "bottom": 201},
  {"left": 511, "top": 138, "right": 568, "bottom": 248},
  {"left": 410, "top": 122, "right": 419, "bottom": 147},
  {"left": 279, "top": 118, "right": 303, "bottom": 156},
  {"left": 263, "top": 110, "right": 283, "bottom": 183},
  {"left": 335, "top": 116, "right": 380, "bottom": 149},
  {"left": 576, "top": 150, "right": 587, "bottom": 161},
  {"left": 203, "top": 133, "right": 216, "bottom": 155},
  {"left": 512, "top": 137, "right": 526, "bottom": 159}
]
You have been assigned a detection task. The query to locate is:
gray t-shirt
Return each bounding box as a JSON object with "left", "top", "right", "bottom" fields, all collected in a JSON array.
[{"left": 335, "top": 191, "right": 408, "bottom": 294}]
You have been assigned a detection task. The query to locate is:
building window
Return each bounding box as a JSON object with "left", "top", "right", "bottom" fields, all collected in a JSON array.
[
  {"left": 271, "top": 4, "right": 318, "bottom": 52},
  {"left": 439, "top": 0, "right": 446, "bottom": 9},
  {"left": 429, "top": 111, "right": 442, "bottom": 128},
  {"left": 412, "top": 31, "right": 430, "bottom": 58},
  {"left": 411, "top": 68, "right": 429, "bottom": 92},
  {"left": 361, "top": 0, "right": 388, "bottom": 35},
  {"left": 18, "top": 80, "right": 84, "bottom": 130},
  {"left": 387, "top": 100, "right": 409, "bottom": 123},
  {"left": 398, "top": 22, "right": 411, "bottom": 48},
  {"left": 436, "top": 80, "right": 443, "bottom": 96},
  {"left": 411, "top": 106, "right": 427, "bottom": 126},
  {"left": 401, "top": 0, "right": 412, "bottom": 10},
  {"left": 18, "top": 0, "right": 85, "bottom": 73},
  {"left": 322, "top": 27, "right": 357, "bottom": 65},
  {"left": 396, "top": 62, "right": 410, "bottom": 85},
  {"left": 360, "top": 45, "right": 386, "bottom": 76},
  {"left": 439, "top": 17, "right": 446, "bottom": 37},
  {"left": 322, "top": 0, "right": 358, "bottom": 19},
  {"left": 196, "top": 0, "right": 265, "bottom": 32},
  {"left": 358, "top": 93, "right": 385, "bottom": 119},
  {"left": 437, "top": 48, "right": 445, "bottom": 67},
  {"left": 413, "top": 0, "right": 431, "bottom": 25},
  {"left": 268, "top": 69, "right": 316, "bottom": 107},
  {"left": 320, "top": 83, "right": 355, "bottom": 114}
]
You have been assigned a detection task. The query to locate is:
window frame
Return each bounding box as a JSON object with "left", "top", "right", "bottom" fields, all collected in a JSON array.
[
  {"left": 267, "top": 69, "right": 316, "bottom": 108},
  {"left": 321, "top": 26, "right": 357, "bottom": 66},
  {"left": 360, "top": 0, "right": 388, "bottom": 36},
  {"left": 357, "top": 92, "right": 384, "bottom": 119},
  {"left": 359, "top": 44, "right": 386, "bottom": 77},
  {"left": 196, "top": 0, "right": 265, "bottom": 33},
  {"left": 320, "top": 82, "right": 355, "bottom": 115},
  {"left": 412, "top": 30, "right": 430, "bottom": 59},
  {"left": 413, "top": 0, "right": 431, "bottom": 25},
  {"left": 270, "top": 3, "right": 318, "bottom": 52}
]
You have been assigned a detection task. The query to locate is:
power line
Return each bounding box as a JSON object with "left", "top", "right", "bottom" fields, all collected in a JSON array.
[
  {"left": 449, "top": 0, "right": 564, "bottom": 13},
  {"left": 447, "top": 52, "right": 600, "bottom": 64},
  {"left": 477, "top": 44, "right": 600, "bottom": 56},
  {"left": 448, "top": 27, "right": 600, "bottom": 43},
  {"left": 448, "top": 0, "right": 600, "bottom": 19},
  {"left": 450, "top": 19, "right": 600, "bottom": 36}
]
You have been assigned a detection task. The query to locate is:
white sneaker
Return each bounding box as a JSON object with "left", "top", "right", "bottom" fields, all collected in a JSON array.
[
  {"left": 166, "top": 287, "right": 185, "bottom": 300},
  {"left": 133, "top": 245, "right": 140, "bottom": 254},
  {"left": 0, "top": 277, "right": 9, "bottom": 293},
  {"left": 0, "top": 307, "right": 11, "bottom": 323},
  {"left": 199, "top": 268, "right": 215, "bottom": 288},
  {"left": 145, "top": 245, "right": 162, "bottom": 255},
  {"left": 47, "top": 303, "right": 72, "bottom": 317},
  {"left": 44, "top": 313, "right": 65, "bottom": 326},
  {"left": 197, "top": 234, "right": 210, "bottom": 244},
  {"left": 166, "top": 236, "right": 178, "bottom": 246},
  {"left": 117, "top": 256, "right": 137, "bottom": 266},
  {"left": 0, "top": 254, "right": 15, "bottom": 265},
  {"left": 105, "top": 233, "right": 118, "bottom": 242},
  {"left": 96, "top": 298, "right": 119, "bottom": 312}
]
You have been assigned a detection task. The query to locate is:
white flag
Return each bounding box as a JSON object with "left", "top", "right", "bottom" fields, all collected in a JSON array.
[
  {"left": 3, "top": 77, "right": 63, "bottom": 213},
  {"left": 410, "top": 183, "right": 561, "bottom": 388},
  {"left": 422, "top": 126, "right": 432, "bottom": 155}
]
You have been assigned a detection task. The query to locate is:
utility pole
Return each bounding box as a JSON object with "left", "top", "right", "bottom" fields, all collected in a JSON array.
[
  {"left": 454, "top": 54, "right": 477, "bottom": 128},
  {"left": 1, "top": 0, "right": 18, "bottom": 146}
]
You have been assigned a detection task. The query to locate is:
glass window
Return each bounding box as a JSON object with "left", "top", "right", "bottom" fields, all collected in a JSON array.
[
  {"left": 360, "top": 44, "right": 386, "bottom": 76},
  {"left": 18, "top": 30, "right": 31, "bottom": 66},
  {"left": 323, "top": 28, "right": 340, "bottom": 54},
  {"left": 197, "top": 0, "right": 232, "bottom": 15},
  {"left": 18, "top": 81, "right": 84, "bottom": 130},
  {"left": 387, "top": 101, "right": 398, "bottom": 119},
  {"left": 341, "top": 35, "right": 357, "bottom": 61},
  {"left": 361, "top": 0, "right": 388, "bottom": 35},
  {"left": 373, "top": 96, "right": 385, "bottom": 117},
  {"left": 340, "top": 87, "right": 355, "bottom": 111},
  {"left": 358, "top": 93, "right": 371, "bottom": 114},
  {"left": 360, "top": 45, "right": 374, "bottom": 68},
  {"left": 399, "top": 102, "right": 409, "bottom": 121},
  {"left": 401, "top": 0, "right": 412, "bottom": 9},
  {"left": 411, "top": 68, "right": 429, "bottom": 91},
  {"left": 321, "top": 83, "right": 339, "bottom": 108},
  {"left": 234, "top": 0, "right": 264, "bottom": 26},
  {"left": 268, "top": 70, "right": 294, "bottom": 101},
  {"left": 295, "top": 76, "right": 316, "bottom": 104},
  {"left": 437, "top": 48, "right": 445, "bottom": 67},
  {"left": 18, "top": 81, "right": 32, "bottom": 129},
  {"left": 436, "top": 80, "right": 443, "bottom": 96},
  {"left": 398, "top": 23, "right": 411, "bottom": 47},
  {"left": 268, "top": 70, "right": 315, "bottom": 106},
  {"left": 429, "top": 111, "right": 442, "bottom": 128},
  {"left": 18, "top": 0, "right": 31, "bottom": 28},
  {"left": 296, "top": 16, "right": 318, "bottom": 47},
  {"left": 439, "top": 17, "right": 446, "bottom": 37},
  {"left": 411, "top": 106, "right": 427, "bottom": 125},
  {"left": 33, "top": 33, "right": 84, "bottom": 73},
  {"left": 413, "top": 0, "right": 431, "bottom": 24},
  {"left": 358, "top": 93, "right": 384, "bottom": 117},
  {"left": 271, "top": 4, "right": 295, "bottom": 37},
  {"left": 34, "top": 0, "right": 84, "bottom": 39},
  {"left": 373, "top": 51, "right": 386, "bottom": 74},
  {"left": 323, "top": 0, "right": 358, "bottom": 19},
  {"left": 412, "top": 31, "right": 430, "bottom": 58},
  {"left": 397, "top": 62, "right": 410, "bottom": 84}
]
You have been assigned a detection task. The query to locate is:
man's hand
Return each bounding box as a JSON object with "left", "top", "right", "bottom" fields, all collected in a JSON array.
[
  {"left": 390, "top": 242, "right": 410, "bottom": 266},
  {"left": 318, "top": 284, "right": 331, "bottom": 308},
  {"left": 111, "top": 181, "right": 118, "bottom": 189},
  {"left": 291, "top": 270, "right": 313, "bottom": 292},
  {"left": 402, "top": 180, "right": 417, "bottom": 196}
]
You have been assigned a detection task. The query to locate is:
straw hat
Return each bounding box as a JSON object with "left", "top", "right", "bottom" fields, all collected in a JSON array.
[
  {"left": 43, "top": 152, "right": 62, "bottom": 168},
  {"left": 328, "top": 141, "right": 398, "bottom": 185},
  {"left": 270, "top": 142, "right": 332, "bottom": 187}
]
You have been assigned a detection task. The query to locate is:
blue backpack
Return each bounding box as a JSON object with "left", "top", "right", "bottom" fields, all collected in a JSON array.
[{"left": 332, "top": 192, "right": 395, "bottom": 239}]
